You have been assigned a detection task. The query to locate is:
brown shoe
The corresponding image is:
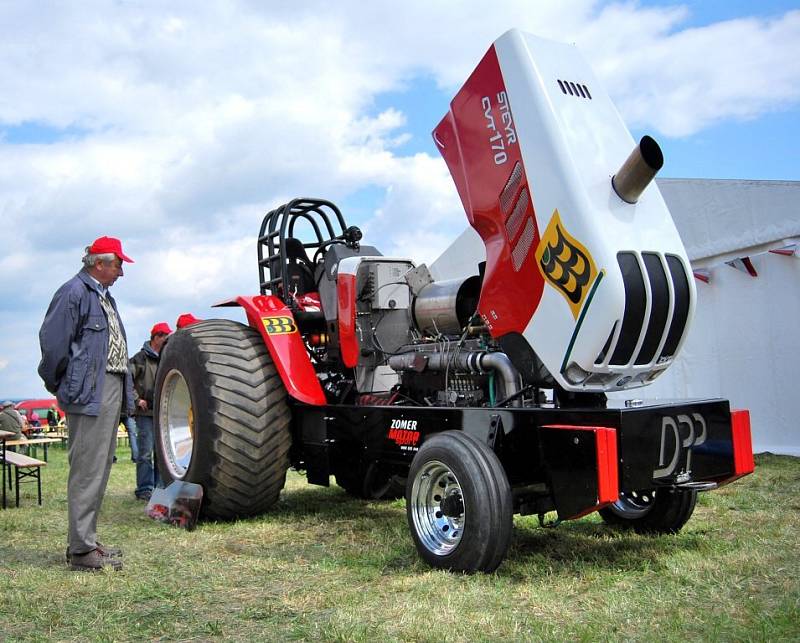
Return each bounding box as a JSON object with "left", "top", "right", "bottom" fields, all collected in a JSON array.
[
  {"left": 69, "top": 549, "right": 123, "bottom": 572},
  {"left": 96, "top": 542, "right": 123, "bottom": 557},
  {"left": 66, "top": 543, "right": 123, "bottom": 562}
]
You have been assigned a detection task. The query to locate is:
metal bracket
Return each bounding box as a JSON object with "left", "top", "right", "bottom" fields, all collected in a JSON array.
[{"left": 487, "top": 414, "right": 503, "bottom": 450}]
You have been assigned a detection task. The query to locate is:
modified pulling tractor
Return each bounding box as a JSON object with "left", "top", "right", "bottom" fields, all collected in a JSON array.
[{"left": 154, "top": 30, "right": 754, "bottom": 573}]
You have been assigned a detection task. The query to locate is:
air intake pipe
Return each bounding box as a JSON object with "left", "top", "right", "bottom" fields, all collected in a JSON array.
[
  {"left": 388, "top": 350, "right": 522, "bottom": 407},
  {"left": 412, "top": 275, "right": 481, "bottom": 336},
  {"left": 612, "top": 135, "right": 664, "bottom": 204}
]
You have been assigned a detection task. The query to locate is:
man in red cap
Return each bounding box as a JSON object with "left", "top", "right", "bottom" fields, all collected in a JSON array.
[
  {"left": 129, "top": 322, "right": 172, "bottom": 501},
  {"left": 176, "top": 313, "right": 201, "bottom": 329},
  {"left": 38, "top": 236, "right": 135, "bottom": 571}
]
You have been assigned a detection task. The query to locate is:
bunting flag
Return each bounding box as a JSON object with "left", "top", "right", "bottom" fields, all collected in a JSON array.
[
  {"left": 725, "top": 256, "right": 758, "bottom": 277},
  {"left": 694, "top": 240, "right": 799, "bottom": 286},
  {"left": 769, "top": 243, "right": 798, "bottom": 257},
  {"left": 693, "top": 269, "right": 710, "bottom": 284}
]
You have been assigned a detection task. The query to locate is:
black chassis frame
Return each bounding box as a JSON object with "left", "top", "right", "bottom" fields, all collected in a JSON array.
[{"left": 290, "top": 397, "right": 738, "bottom": 518}]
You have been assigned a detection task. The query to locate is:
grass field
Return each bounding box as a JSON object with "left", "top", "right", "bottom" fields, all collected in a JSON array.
[{"left": 1, "top": 446, "right": 798, "bottom": 642}]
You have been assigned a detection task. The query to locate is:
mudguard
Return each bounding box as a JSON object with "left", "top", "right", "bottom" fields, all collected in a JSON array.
[
  {"left": 215, "top": 295, "right": 326, "bottom": 406},
  {"left": 539, "top": 424, "right": 619, "bottom": 519}
]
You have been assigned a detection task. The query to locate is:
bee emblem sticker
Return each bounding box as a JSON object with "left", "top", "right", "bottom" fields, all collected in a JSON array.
[
  {"left": 262, "top": 316, "right": 298, "bottom": 335},
  {"left": 535, "top": 209, "right": 598, "bottom": 319}
]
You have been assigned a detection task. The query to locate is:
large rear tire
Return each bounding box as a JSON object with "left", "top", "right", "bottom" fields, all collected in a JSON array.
[
  {"left": 599, "top": 488, "right": 697, "bottom": 534},
  {"left": 406, "top": 431, "right": 512, "bottom": 573},
  {"left": 154, "top": 319, "right": 292, "bottom": 519}
]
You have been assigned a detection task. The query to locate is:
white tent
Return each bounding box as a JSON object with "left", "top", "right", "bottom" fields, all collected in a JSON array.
[
  {"left": 637, "top": 179, "right": 800, "bottom": 456},
  {"left": 430, "top": 179, "right": 800, "bottom": 455}
]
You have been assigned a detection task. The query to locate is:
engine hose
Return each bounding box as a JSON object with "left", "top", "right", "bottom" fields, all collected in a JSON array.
[
  {"left": 477, "top": 352, "right": 521, "bottom": 407},
  {"left": 387, "top": 350, "right": 522, "bottom": 407}
]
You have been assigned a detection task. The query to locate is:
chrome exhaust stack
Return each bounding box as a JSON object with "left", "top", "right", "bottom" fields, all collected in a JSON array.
[{"left": 612, "top": 135, "right": 664, "bottom": 204}]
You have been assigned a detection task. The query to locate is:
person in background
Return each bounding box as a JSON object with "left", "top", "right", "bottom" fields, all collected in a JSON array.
[
  {"left": 46, "top": 404, "right": 60, "bottom": 431},
  {"left": 16, "top": 408, "right": 30, "bottom": 435},
  {"left": 0, "top": 400, "right": 25, "bottom": 442},
  {"left": 122, "top": 414, "right": 139, "bottom": 463},
  {"left": 130, "top": 322, "right": 172, "bottom": 501},
  {"left": 176, "top": 313, "right": 201, "bottom": 329},
  {"left": 38, "top": 235, "right": 134, "bottom": 572}
]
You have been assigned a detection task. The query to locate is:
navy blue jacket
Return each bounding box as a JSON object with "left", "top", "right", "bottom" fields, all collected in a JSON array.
[{"left": 38, "top": 269, "right": 135, "bottom": 416}]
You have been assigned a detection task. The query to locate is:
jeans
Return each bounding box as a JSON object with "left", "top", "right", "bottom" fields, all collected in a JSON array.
[
  {"left": 134, "top": 415, "right": 160, "bottom": 496},
  {"left": 124, "top": 416, "right": 139, "bottom": 462}
]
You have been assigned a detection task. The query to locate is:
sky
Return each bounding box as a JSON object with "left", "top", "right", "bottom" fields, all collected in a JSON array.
[{"left": 1, "top": 0, "right": 798, "bottom": 399}]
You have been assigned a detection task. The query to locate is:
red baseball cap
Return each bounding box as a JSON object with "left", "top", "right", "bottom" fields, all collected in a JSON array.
[
  {"left": 150, "top": 322, "right": 173, "bottom": 337},
  {"left": 88, "top": 236, "right": 134, "bottom": 263},
  {"left": 176, "top": 313, "right": 201, "bottom": 329}
]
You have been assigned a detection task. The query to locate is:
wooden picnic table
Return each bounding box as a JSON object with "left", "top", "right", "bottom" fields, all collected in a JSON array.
[
  {"left": 1, "top": 429, "right": 13, "bottom": 509},
  {"left": 5, "top": 437, "right": 63, "bottom": 462}
]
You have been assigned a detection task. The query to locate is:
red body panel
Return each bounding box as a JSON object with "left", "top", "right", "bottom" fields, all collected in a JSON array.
[
  {"left": 542, "top": 424, "right": 619, "bottom": 519},
  {"left": 730, "top": 408, "right": 755, "bottom": 480},
  {"left": 337, "top": 273, "right": 359, "bottom": 368},
  {"left": 230, "top": 295, "right": 326, "bottom": 406},
  {"left": 433, "top": 45, "right": 544, "bottom": 337},
  {"left": 595, "top": 427, "right": 619, "bottom": 507}
]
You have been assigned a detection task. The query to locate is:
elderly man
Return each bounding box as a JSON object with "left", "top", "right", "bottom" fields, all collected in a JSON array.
[
  {"left": 130, "top": 321, "right": 172, "bottom": 501},
  {"left": 0, "top": 401, "right": 25, "bottom": 441},
  {"left": 38, "top": 236, "right": 135, "bottom": 572}
]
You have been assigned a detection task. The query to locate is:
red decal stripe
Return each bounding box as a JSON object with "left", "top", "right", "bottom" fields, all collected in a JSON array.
[
  {"left": 432, "top": 44, "right": 544, "bottom": 336},
  {"left": 337, "top": 273, "right": 359, "bottom": 368}
]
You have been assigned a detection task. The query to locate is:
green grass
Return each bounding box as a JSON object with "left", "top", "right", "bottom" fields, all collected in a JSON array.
[{"left": 1, "top": 449, "right": 798, "bottom": 642}]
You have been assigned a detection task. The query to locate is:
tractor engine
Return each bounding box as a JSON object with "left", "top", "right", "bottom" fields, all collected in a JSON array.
[{"left": 316, "top": 253, "right": 522, "bottom": 408}]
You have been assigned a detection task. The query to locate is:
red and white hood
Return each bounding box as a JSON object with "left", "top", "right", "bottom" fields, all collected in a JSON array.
[{"left": 432, "top": 29, "right": 695, "bottom": 392}]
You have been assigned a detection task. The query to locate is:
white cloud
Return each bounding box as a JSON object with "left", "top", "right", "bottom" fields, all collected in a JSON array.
[
  {"left": 1, "top": 1, "right": 798, "bottom": 396},
  {"left": 599, "top": 9, "right": 800, "bottom": 136}
]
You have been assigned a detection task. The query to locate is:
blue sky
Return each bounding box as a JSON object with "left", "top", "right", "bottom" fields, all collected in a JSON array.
[
  {"left": 636, "top": 0, "right": 800, "bottom": 180},
  {"left": 357, "top": 1, "right": 800, "bottom": 181},
  {"left": 1, "top": 0, "right": 798, "bottom": 397}
]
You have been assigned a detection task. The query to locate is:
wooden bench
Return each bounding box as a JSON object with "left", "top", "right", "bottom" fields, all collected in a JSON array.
[
  {"left": 5, "top": 437, "right": 63, "bottom": 462},
  {"left": 2, "top": 451, "right": 46, "bottom": 507},
  {"left": 47, "top": 431, "right": 69, "bottom": 444}
]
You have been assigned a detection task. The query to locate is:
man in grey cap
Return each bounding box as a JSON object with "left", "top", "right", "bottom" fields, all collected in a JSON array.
[
  {"left": 0, "top": 401, "right": 25, "bottom": 441},
  {"left": 38, "top": 236, "right": 135, "bottom": 572}
]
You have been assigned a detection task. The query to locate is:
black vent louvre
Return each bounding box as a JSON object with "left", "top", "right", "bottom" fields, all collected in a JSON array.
[
  {"left": 660, "top": 255, "right": 691, "bottom": 359},
  {"left": 610, "top": 252, "right": 646, "bottom": 365},
  {"left": 557, "top": 79, "right": 592, "bottom": 99},
  {"left": 636, "top": 253, "right": 670, "bottom": 365}
]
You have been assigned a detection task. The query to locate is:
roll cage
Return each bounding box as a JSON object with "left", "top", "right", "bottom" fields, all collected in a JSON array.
[{"left": 257, "top": 197, "right": 352, "bottom": 303}]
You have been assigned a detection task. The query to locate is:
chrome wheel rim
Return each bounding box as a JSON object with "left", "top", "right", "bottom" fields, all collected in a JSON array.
[
  {"left": 610, "top": 489, "right": 656, "bottom": 518},
  {"left": 410, "top": 460, "right": 465, "bottom": 556},
  {"left": 159, "top": 369, "right": 195, "bottom": 479}
]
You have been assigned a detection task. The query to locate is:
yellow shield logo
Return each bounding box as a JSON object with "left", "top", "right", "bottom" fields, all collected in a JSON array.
[
  {"left": 535, "top": 209, "right": 597, "bottom": 319},
  {"left": 262, "top": 316, "right": 298, "bottom": 335}
]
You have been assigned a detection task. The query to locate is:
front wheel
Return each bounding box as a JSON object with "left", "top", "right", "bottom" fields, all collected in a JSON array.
[
  {"left": 599, "top": 488, "right": 697, "bottom": 534},
  {"left": 406, "top": 431, "right": 512, "bottom": 573}
]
